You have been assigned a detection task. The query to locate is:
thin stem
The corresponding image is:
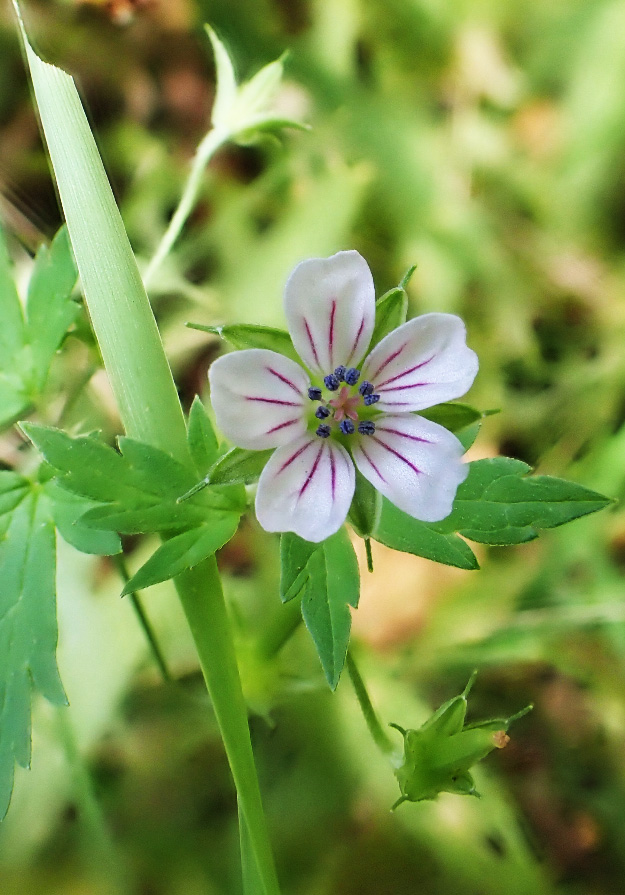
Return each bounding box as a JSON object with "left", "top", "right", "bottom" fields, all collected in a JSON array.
[
  {"left": 346, "top": 650, "right": 394, "bottom": 756},
  {"left": 177, "top": 558, "right": 280, "bottom": 895},
  {"left": 56, "top": 708, "right": 129, "bottom": 894},
  {"left": 364, "top": 538, "right": 373, "bottom": 573},
  {"left": 114, "top": 555, "right": 172, "bottom": 683},
  {"left": 143, "top": 127, "right": 229, "bottom": 288}
]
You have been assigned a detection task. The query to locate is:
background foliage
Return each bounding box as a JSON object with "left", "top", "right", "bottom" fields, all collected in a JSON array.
[{"left": 1, "top": 0, "right": 625, "bottom": 893}]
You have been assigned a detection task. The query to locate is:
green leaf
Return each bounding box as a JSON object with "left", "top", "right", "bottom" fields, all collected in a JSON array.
[
  {"left": 435, "top": 458, "right": 613, "bottom": 545},
  {"left": 22, "top": 424, "right": 242, "bottom": 534},
  {"left": 280, "top": 530, "right": 359, "bottom": 689},
  {"left": 46, "top": 482, "right": 122, "bottom": 555},
  {"left": 374, "top": 499, "right": 479, "bottom": 570},
  {"left": 25, "top": 226, "right": 78, "bottom": 391},
  {"left": 371, "top": 286, "right": 408, "bottom": 347},
  {"left": 0, "top": 485, "right": 66, "bottom": 820},
  {"left": 420, "top": 402, "right": 483, "bottom": 432},
  {"left": 190, "top": 323, "right": 300, "bottom": 364},
  {"left": 0, "top": 224, "right": 25, "bottom": 367},
  {"left": 187, "top": 396, "right": 219, "bottom": 475},
  {"left": 208, "top": 446, "right": 274, "bottom": 486},
  {"left": 123, "top": 516, "right": 240, "bottom": 593}
]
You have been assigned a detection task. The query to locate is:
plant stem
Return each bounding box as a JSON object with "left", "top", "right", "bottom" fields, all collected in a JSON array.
[
  {"left": 177, "top": 558, "right": 280, "bottom": 895},
  {"left": 364, "top": 538, "right": 373, "bottom": 573},
  {"left": 56, "top": 708, "right": 129, "bottom": 894},
  {"left": 346, "top": 650, "right": 394, "bottom": 756},
  {"left": 143, "top": 127, "right": 229, "bottom": 288},
  {"left": 113, "top": 555, "right": 172, "bottom": 683}
]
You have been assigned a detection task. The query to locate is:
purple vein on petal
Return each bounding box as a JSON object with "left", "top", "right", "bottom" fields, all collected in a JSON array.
[
  {"left": 378, "top": 381, "right": 431, "bottom": 393},
  {"left": 376, "top": 425, "right": 433, "bottom": 444},
  {"left": 329, "top": 445, "right": 336, "bottom": 501},
  {"left": 266, "top": 418, "right": 300, "bottom": 435},
  {"left": 347, "top": 315, "right": 366, "bottom": 364},
  {"left": 329, "top": 299, "right": 336, "bottom": 359},
  {"left": 359, "top": 444, "right": 388, "bottom": 483},
  {"left": 297, "top": 444, "right": 323, "bottom": 501},
  {"left": 303, "top": 318, "right": 321, "bottom": 368},
  {"left": 277, "top": 439, "right": 315, "bottom": 474},
  {"left": 266, "top": 366, "right": 304, "bottom": 396},
  {"left": 369, "top": 342, "right": 408, "bottom": 381},
  {"left": 245, "top": 396, "right": 300, "bottom": 407},
  {"left": 376, "top": 355, "right": 435, "bottom": 389},
  {"left": 372, "top": 437, "right": 423, "bottom": 477}
]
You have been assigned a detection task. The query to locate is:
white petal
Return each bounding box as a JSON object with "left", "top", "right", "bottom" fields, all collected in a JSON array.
[
  {"left": 255, "top": 435, "right": 355, "bottom": 542},
  {"left": 361, "top": 313, "right": 478, "bottom": 412},
  {"left": 352, "top": 414, "right": 468, "bottom": 522},
  {"left": 209, "top": 349, "right": 309, "bottom": 450},
  {"left": 284, "top": 251, "right": 375, "bottom": 376}
]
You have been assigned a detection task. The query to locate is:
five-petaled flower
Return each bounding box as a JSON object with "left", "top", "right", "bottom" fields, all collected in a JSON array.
[{"left": 209, "top": 251, "right": 478, "bottom": 542}]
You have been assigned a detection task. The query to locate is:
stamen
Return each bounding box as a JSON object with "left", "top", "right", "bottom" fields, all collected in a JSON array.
[
  {"left": 316, "top": 424, "right": 331, "bottom": 438},
  {"left": 359, "top": 380, "right": 374, "bottom": 396},
  {"left": 364, "top": 393, "right": 380, "bottom": 406},
  {"left": 344, "top": 367, "right": 360, "bottom": 386},
  {"left": 308, "top": 386, "right": 322, "bottom": 401},
  {"left": 339, "top": 419, "right": 355, "bottom": 435},
  {"left": 358, "top": 421, "right": 376, "bottom": 435},
  {"left": 315, "top": 406, "right": 330, "bottom": 419},
  {"left": 324, "top": 373, "right": 340, "bottom": 391},
  {"left": 334, "top": 365, "right": 346, "bottom": 381}
]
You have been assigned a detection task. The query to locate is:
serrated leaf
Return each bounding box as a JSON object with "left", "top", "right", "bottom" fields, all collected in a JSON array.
[
  {"left": 374, "top": 499, "right": 479, "bottom": 570},
  {"left": 435, "top": 458, "right": 612, "bottom": 545},
  {"left": 25, "top": 226, "right": 78, "bottom": 391},
  {"left": 123, "top": 516, "right": 240, "bottom": 593},
  {"left": 187, "top": 396, "right": 219, "bottom": 475},
  {"left": 280, "top": 529, "right": 359, "bottom": 689},
  {"left": 0, "top": 486, "right": 66, "bottom": 820},
  {"left": 190, "top": 323, "right": 300, "bottom": 363},
  {"left": 371, "top": 286, "right": 408, "bottom": 347},
  {"left": 208, "top": 446, "right": 274, "bottom": 487},
  {"left": 22, "top": 424, "right": 242, "bottom": 534},
  {"left": 0, "top": 471, "right": 29, "bottom": 516},
  {"left": 46, "top": 481, "right": 121, "bottom": 555}
]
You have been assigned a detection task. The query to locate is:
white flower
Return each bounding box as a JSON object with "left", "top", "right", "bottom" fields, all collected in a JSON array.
[{"left": 209, "top": 251, "right": 479, "bottom": 543}]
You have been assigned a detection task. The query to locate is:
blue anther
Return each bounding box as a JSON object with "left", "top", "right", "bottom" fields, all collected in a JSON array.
[
  {"left": 324, "top": 373, "right": 340, "bottom": 391},
  {"left": 358, "top": 420, "right": 376, "bottom": 435},
  {"left": 344, "top": 367, "right": 360, "bottom": 386},
  {"left": 359, "top": 380, "right": 374, "bottom": 396},
  {"left": 315, "top": 405, "right": 330, "bottom": 419},
  {"left": 364, "top": 393, "right": 380, "bottom": 406},
  {"left": 308, "top": 386, "right": 322, "bottom": 401},
  {"left": 339, "top": 419, "right": 355, "bottom": 435},
  {"left": 316, "top": 424, "right": 331, "bottom": 438},
  {"left": 334, "top": 365, "right": 346, "bottom": 381}
]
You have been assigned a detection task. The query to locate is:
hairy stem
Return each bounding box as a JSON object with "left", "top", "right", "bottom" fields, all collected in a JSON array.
[
  {"left": 143, "top": 127, "right": 229, "bottom": 288},
  {"left": 346, "top": 651, "right": 394, "bottom": 756}
]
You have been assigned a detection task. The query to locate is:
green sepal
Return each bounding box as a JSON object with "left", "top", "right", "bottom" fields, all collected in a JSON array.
[
  {"left": 280, "top": 529, "right": 359, "bottom": 689},
  {"left": 186, "top": 396, "right": 219, "bottom": 475},
  {"left": 347, "top": 467, "right": 381, "bottom": 539},
  {"left": 371, "top": 286, "right": 408, "bottom": 348},
  {"left": 207, "top": 446, "right": 274, "bottom": 487},
  {"left": 391, "top": 673, "right": 532, "bottom": 805},
  {"left": 188, "top": 322, "right": 300, "bottom": 364}
]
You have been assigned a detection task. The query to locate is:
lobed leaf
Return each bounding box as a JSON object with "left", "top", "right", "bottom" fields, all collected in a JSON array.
[
  {"left": 190, "top": 322, "right": 300, "bottom": 363},
  {"left": 0, "top": 485, "right": 66, "bottom": 820},
  {"left": 280, "top": 529, "right": 359, "bottom": 689}
]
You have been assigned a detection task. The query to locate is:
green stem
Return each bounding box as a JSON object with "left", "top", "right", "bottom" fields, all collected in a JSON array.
[
  {"left": 346, "top": 651, "right": 394, "bottom": 756},
  {"left": 113, "top": 555, "right": 172, "bottom": 683},
  {"left": 56, "top": 708, "right": 129, "bottom": 894},
  {"left": 364, "top": 537, "right": 373, "bottom": 573},
  {"left": 143, "top": 127, "right": 229, "bottom": 288},
  {"left": 177, "top": 558, "right": 280, "bottom": 895}
]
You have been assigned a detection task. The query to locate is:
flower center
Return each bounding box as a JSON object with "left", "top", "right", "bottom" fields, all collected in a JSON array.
[{"left": 307, "top": 365, "right": 381, "bottom": 438}]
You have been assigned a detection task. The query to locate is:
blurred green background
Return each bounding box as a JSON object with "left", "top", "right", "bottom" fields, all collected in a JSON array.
[{"left": 2, "top": 0, "right": 625, "bottom": 893}]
